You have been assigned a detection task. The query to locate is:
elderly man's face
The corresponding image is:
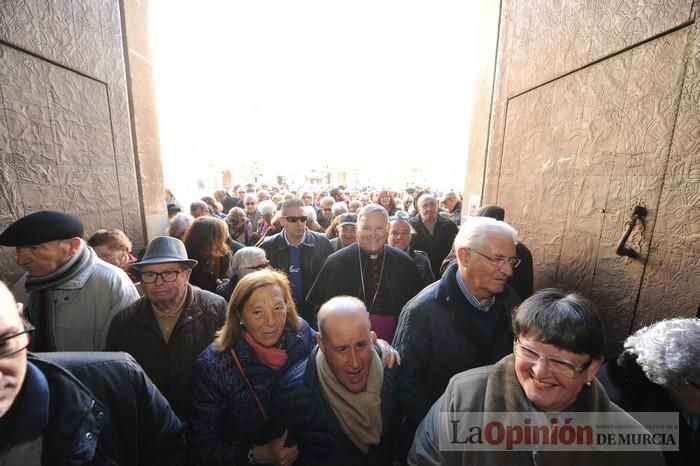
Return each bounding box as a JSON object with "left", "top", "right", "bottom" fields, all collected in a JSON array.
[
  {"left": 443, "top": 197, "right": 458, "bottom": 211},
  {"left": 16, "top": 240, "right": 74, "bottom": 278},
  {"left": 0, "top": 289, "right": 29, "bottom": 418},
  {"left": 388, "top": 221, "right": 411, "bottom": 252},
  {"left": 239, "top": 253, "right": 269, "bottom": 277},
  {"left": 418, "top": 198, "right": 438, "bottom": 224},
  {"left": 141, "top": 263, "right": 191, "bottom": 309},
  {"left": 357, "top": 212, "right": 388, "bottom": 255},
  {"left": 459, "top": 234, "right": 516, "bottom": 300},
  {"left": 318, "top": 310, "right": 375, "bottom": 393},
  {"left": 245, "top": 199, "right": 257, "bottom": 214},
  {"left": 337, "top": 224, "right": 357, "bottom": 246}
]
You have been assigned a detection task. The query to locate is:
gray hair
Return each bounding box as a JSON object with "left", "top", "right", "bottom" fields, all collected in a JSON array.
[
  {"left": 226, "top": 207, "right": 246, "bottom": 224},
  {"left": 230, "top": 247, "right": 267, "bottom": 276},
  {"left": 257, "top": 200, "right": 277, "bottom": 216},
  {"left": 303, "top": 205, "right": 317, "bottom": 222},
  {"left": 453, "top": 216, "right": 518, "bottom": 252},
  {"left": 621, "top": 318, "right": 700, "bottom": 388},
  {"left": 244, "top": 193, "right": 257, "bottom": 204},
  {"left": 317, "top": 296, "right": 370, "bottom": 338},
  {"left": 357, "top": 203, "right": 389, "bottom": 226},
  {"left": 190, "top": 200, "right": 208, "bottom": 212},
  {"left": 417, "top": 193, "right": 437, "bottom": 207},
  {"left": 332, "top": 202, "right": 349, "bottom": 215},
  {"left": 389, "top": 216, "right": 415, "bottom": 234},
  {"left": 168, "top": 213, "right": 194, "bottom": 238}
]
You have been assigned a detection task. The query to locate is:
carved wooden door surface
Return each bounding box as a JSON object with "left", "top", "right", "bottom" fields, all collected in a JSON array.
[{"left": 494, "top": 27, "right": 694, "bottom": 349}]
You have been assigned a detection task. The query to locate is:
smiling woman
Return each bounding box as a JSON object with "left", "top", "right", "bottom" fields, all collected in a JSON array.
[{"left": 410, "top": 289, "right": 667, "bottom": 466}]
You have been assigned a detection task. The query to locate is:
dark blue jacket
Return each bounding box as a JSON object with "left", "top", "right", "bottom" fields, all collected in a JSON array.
[
  {"left": 274, "top": 346, "right": 400, "bottom": 466},
  {"left": 261, "top": 230, "right": 333, "bottom": 326},
  {"left": 1, "top": 353, "right": 185, "bottom": 466},
  {"left": 189, "top": 318, "right": 316, "bottom": 466}
]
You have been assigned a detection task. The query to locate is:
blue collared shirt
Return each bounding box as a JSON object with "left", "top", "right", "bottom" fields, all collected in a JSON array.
[{"left": 455, "top": 269, "right": 495, "bottom": 313}]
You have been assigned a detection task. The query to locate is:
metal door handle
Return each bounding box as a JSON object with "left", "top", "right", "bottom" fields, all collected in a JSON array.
[{"left": 616, "top": 205, "right": 647, "bottom": 257}]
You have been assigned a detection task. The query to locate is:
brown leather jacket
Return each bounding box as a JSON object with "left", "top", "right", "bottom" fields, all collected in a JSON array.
[{"left": 106, "top": 284, "right": 226, "bottom": 421}]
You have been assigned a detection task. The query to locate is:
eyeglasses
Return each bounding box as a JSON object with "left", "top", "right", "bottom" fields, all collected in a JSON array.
[
  {"left": 141, "top": 269, "right": 185, "bottom": 284},
  {"left": 284, "top": 216, "right": 307, "bottom": 223},
  {"left": 688, "top": 380, "right": 700, "bottom": 391},
  {"left": 244, "top": 262, "right": 270, "bottom": 271},
  {"left": 0, "top": 326, "right": 35, "bottom": 359},
  {"left": 389, "top": 230, "right": 411, "bottom": 237},
  {"left": 513, "top": 339, "right": 591, "bottom": 378},
  {"left": 468, "top": 248, "right": 521, "bottom": 269},
  {"left": 322, "top": 208, "right": 333, "bottom": 212}
]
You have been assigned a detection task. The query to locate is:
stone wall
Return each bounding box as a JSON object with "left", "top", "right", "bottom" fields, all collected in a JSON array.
[
  {"left": 0, "top": 0, "right": 156, "bottom": 284},
  {"left": 484, "top": 0, "right": 699, "bottom": 351}
]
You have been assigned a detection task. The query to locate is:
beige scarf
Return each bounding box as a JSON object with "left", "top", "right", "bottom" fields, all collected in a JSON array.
[{"left": 315, "top": 348, "right": 384, "bottom": 453}]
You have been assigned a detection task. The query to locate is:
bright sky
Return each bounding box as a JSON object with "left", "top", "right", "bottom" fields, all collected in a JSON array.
[{"left": 149, "top": 1, "right": 480, "bottom": 192}]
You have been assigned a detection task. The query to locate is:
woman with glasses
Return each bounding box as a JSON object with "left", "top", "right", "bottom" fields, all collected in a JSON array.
[
  {"left": 189, "top": 269, "right": 315, "bottom": 466},
  {"left": 215, "top": 246, "right": 270, "bottom": 301},
  {"left": 598, "top": 318, "right": 700, "bottom": 466},
  {"left": 410, "top": 289, "right": 665, "bottom": 466}
]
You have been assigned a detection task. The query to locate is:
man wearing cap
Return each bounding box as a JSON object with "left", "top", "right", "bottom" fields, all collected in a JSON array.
[
  {"left": 441, "top": 191, "right": 462, "bottom": 225},
  {"left": 106, "top": 236, "right": 226, "bottom": 421},
  {"left": 330, "top": 213, "right": 357, "bottom": 251},
  {"left": 261, "top": 198, "right": 333, "bottom": 327},
  {"left": 0, "top": 210, "right": 139, "bottom": 352}
]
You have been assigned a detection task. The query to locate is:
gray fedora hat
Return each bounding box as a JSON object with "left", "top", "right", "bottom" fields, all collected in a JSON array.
[{"left": 131, "top": 236, "right": 197, "bottom": 270}]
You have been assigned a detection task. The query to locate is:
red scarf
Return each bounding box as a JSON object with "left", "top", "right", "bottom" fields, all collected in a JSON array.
[{"left": 244, "top": 332, "right": 288, "bottom": 370}]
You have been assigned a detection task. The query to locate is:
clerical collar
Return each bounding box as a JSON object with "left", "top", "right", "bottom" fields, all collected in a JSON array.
[
  {"left": 360, "top": 246, "right": 385, "bottom": 261},
  {"left": 0, "top": 362, "right": 50, "bottom": 451},
  {"left": 455, "top": 269, "right": 495, "bottom": 312}
]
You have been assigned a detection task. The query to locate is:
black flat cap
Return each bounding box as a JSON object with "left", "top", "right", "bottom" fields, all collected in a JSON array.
[{"left": 0, "top": 210, "right": 85, "bottom": 246}]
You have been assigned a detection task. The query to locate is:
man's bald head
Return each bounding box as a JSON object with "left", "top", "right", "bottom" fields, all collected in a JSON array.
[{"left": 317, "top": 296, "right": 370, "bottom": 338}]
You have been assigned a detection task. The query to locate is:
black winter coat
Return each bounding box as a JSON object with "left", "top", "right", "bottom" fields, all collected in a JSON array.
[
  {"left": 392, "top": 263, "right": 520, "bottom": 457},
  {"left": 18, "top": 353, "right": 185, "bottom": 465},
  {"left": 261, "top": 230, "right": 333, "bottom": 325},
  {"left": 274, "top": 346, "right": 400, "bottom": 466},
  {"left": 106, "top": 284, "right": 226, "bottom": 421},
  {"left": 409, "top": 215, "right": 458, "bottom": 278}
]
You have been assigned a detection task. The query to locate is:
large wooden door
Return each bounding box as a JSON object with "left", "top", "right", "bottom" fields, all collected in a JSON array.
[{"left": 486, "top": 1, "right": 700, "bottom": 352}]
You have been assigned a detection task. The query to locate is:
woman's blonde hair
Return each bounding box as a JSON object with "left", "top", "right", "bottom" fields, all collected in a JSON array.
[{"left": 214, "top": 269, "right": 301, "bottom": 351}]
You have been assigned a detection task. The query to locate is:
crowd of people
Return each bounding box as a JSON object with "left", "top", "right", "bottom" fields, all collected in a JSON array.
[{"left": 0, "top": 183, "right": 697, "bottom": 466}]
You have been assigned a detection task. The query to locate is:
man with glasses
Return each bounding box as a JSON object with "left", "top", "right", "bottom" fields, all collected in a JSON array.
[
  {"left": 0, "top": 281, "right": 185, "bottom": 465},
  {"left": 106, "top": 236, "right": 226, "bottom": 421},
  {"left": 261, "top": 198, "right": 333, "bottom": 326},
  {"left": 317, "top": 196, "right": 336, "bottom": 229},
  {"left": 392, "top": 216, "right": 521, "bottom": 460},
  {"left": 0, "top": 210, "right": 139, "bottom": 352}
]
